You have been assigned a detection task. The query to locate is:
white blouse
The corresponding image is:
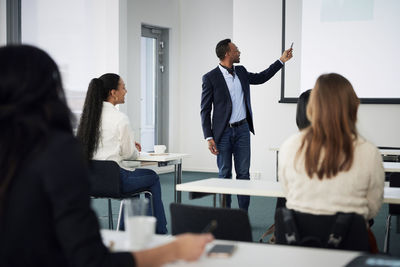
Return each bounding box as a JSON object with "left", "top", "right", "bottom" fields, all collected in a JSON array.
[
  {"left": 278, "top": 132, "right": 384, "bottom": 220},
  {"left": 92, "top": 101, "right": 139, "bottom": 170}
]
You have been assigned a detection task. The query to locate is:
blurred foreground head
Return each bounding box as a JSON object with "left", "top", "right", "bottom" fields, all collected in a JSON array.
[{"left": 0, "top": 45, "right": 72, "bottom": 208}]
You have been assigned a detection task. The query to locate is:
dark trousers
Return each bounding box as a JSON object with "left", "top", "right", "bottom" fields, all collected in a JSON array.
[
  {"left": 216, "top": 122, "right": 250, "bottom": 211},
  {"left": 119, "top": 168, "right": 167, "bottom": 234}
]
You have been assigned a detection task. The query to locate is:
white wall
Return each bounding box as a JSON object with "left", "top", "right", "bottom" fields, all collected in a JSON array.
[
  {"left": 120, "top": 0, "right": 400, "bottom": 180},
  {"left": 0, "top": 0, "right": 6, "bottom": 46},
  {"left": 20, "top": 0, "right": 119, "bottom": 112},
  {"left": 177, "top": 0, "right": 400, "bottom": 180},
  {"left": 233, "top": 0, "right": 400, "bottom": 181},
  {"left": 232, "top": 0, "right": 298, "bottom": 180},
  {"left": 179, "top": 0, "right": 233, "bottom": 172},
  {"left": 177, "top": 0, "right": 297, "bottom": 176},
  {"left": 123, "top": 0, "right": 180, "bottom": 151}
]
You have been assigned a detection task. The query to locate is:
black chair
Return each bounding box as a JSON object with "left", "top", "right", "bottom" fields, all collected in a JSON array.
[
  {"left": 384, "top": 172, "right": 400, "bottom": 253},
  {"left": 259, "top": 197, "right": 287, "bottom": 242},
  {"left": 170, "top": 203, "right": 252, "bottom": 242},
  {"left": 275, "top": 207, "right": 369, "bottom": 252},
  {"left": 89, "top": 160, "right": 154, "bottom": 230},
  {"left": 188, "top": 192, "right": 217, "bottom": 207}
]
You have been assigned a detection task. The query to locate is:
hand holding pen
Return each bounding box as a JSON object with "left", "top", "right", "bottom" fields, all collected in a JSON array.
[{"left": 202, "top": 220, "right": 218, "bottom": 233}]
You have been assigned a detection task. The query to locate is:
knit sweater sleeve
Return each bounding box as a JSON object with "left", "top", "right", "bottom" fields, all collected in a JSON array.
[{"left": 365, "top": 145, "right": 385, "bottom": 219}]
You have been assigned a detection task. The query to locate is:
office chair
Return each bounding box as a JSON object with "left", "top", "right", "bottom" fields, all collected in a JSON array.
[
  {"left": 170, "top": 203, "right": 252, "bottom": 242},
  {"left": 188, "top": 192, "right": 217, "bottom": 207},
  {"left": 384, "top": 172, "right": 400, "bottom": 253},
  {"left": 89, "top": 160, "right": 154, "bottom": 230},
  {"left": 275, "top": 207, "right": 369, "bottom": 252},
  {"left": 259, "top": 197, "right": 287, "bottom": 243}
]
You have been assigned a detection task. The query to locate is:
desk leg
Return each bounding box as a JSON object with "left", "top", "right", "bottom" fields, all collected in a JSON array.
[
  {"left": 213, "top": 194, "right": 216, "bottom": 208},
  {"left": 173, "top": 161, "right": 183, "bottom": 203},
  {"left": 276, "top": 151, "right": 279, "bottom": 182},
  {"left": 177, "top": 162, "right": 182, "bottom": 203},
  {"left": 174, "top": 165, "right": 177, "bottom": 202},
  {"left": 219, "top": 194, "right": 227, "bottom": 208},
  {"left": 397, "top": 215, "right": 400, "bottom": 234}
]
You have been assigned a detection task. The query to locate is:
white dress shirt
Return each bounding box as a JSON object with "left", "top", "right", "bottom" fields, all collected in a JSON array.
[
  {"left": 92, "top": 101, "right": 139, "bottom": 170},
  {"left": 206, "top": 61, "right": 283, "bottom": 141},
  {"left": 218, "top": 64, "right": 247, "bottom": 124},
  {"left": 279, "top": 132, "right": 384, "bottom": 220}
]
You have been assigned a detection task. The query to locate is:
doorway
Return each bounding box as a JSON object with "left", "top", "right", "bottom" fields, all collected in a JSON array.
[{"left": 140, "top": 25, "right": 169, "bottom": 152}]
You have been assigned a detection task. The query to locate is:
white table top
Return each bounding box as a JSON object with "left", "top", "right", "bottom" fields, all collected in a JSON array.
[
  {"left": 101, "top": 229, "right": 174, "bottom": 252},
  {"left": 271, "top": 147, "right": 400, "bottom": 156},
  {"left": 135, "top": 152, "right": 189, "bottom": 162},
  {"left": 100, "top": 229, "right": 360, "bottom": 267},
  {"left": 270, "top": 147, "right": 400, "bottom": 155},
  {"left": 380, "top": 149, "right": 400, "bottom": 156},
  {"left": 384, "top": 187, "right": 400, "bottom": 205},
  {"left": 177, "top": 178, "right": 284, "bottom": 198},
  {"left": 383, "top": 162, "right": 400, "bottom": 172},
  {"left": 176, "top": 178, "right": 400, "bottom": 204}
]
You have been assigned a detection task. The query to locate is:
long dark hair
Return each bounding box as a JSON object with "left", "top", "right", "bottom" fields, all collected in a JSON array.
[
  {"left": 298, "top": 73, "right": 359, "bottom": 179},
  {"left": 0, "top": 45, "right": 73, "bottom": 212},
  {"left": 77, "top": 73, "right": 120, "bottom": 160},
  {"left": 296, "top": 89, "right": 311, "bottom": 130}
]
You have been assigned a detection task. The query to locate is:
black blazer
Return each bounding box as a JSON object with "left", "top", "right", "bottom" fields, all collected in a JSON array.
[
  {"left": 0, "top": 130, "right": 135, "bottom": 267},
  {"left": 201, "top": 60, "right": 283, "bottom": 143}
]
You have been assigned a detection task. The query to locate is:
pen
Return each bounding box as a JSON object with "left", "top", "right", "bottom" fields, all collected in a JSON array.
[{"left": 202, "top": 220, "right": 218, "bottom": 233}]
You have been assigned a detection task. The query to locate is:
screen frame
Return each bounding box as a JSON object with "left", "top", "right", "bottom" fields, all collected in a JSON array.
[{"left": 279, "top": 0, "right": 400, "bottom": 104}]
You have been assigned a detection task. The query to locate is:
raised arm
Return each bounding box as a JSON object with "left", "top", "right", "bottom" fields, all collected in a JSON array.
[{"left": 247, "top": 47, "right": 293, "bottom": 85}]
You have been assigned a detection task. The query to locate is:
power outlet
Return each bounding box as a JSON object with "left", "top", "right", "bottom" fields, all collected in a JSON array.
[{"left": 250, "top": 171, "right": 261, "bottom": 180}]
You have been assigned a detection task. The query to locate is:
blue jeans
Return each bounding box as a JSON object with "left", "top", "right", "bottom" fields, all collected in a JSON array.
[
  {"left": 119, "top": 168, "right": 167, "bottom": 234},
  {"left": 216, "top": 122, "right": 250, "bottom": 211}
]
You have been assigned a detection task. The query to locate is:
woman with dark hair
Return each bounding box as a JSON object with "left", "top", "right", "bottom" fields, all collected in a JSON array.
[
  {"left": 0, "top": 45, "right": 212, "bottom": 267},
  {"left": 265, "top": 89, "right": 312, "bottom": 243},
  {"left": 295, "top": 89, "right": 311, "bottom": 130},
  {"left": 77, "top": 74, "right": 167, "bottom": 234},
  {"left": 275, "top": 89, "right": 312, "bottom": 209},
  {"left": 278, "top": 73, "right": 384, "bottom": 246}
]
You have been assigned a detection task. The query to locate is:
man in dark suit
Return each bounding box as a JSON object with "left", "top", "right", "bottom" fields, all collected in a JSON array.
[{"left": 200, "top": 39, "right": 293, "bottom": 210}]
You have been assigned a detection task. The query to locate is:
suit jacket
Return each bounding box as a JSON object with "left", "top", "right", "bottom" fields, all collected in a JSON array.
[
  {"left": 0, "top": 130, "right": 135, "bottom": 267},
  {"left": 201, "top": 60, "right": 283, "bottom": 143}
]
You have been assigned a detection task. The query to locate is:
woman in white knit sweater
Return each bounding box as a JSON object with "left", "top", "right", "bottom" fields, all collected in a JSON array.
[{"left": 279, "top": 73, "right": 384, "bottom": 221}]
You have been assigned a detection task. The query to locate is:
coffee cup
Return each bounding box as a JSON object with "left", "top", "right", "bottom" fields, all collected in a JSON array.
[
  {"left": 124, "top": 198, "right": 156, "bottom": 250},
  {"left": 154, "top": 145, "right": 166, "bottom": 154}
]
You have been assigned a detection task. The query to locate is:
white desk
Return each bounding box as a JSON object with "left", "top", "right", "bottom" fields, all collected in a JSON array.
[
  {"left": 124, "top": 153, "right": 189, "bottom": 203},
  {"left": 176, "top": 178, "right": 400, "bottom": 205},
  {"left": 177, "top": 178, "right": 283, "bottom": 198},
  {"left": 270, "top": 147, "right": 400, "bottom": 156},
  {"left": 380, "top": 149, "right": 400, "bottom": 156},
  {"left": 270, "top": 147, "right": 400, "bottom": 180},
  {"left": 100, "top": 229, "right": 360, "bottom": 267},
  {"left": 383, "top": 162, "right": 400, "bottom": 173}
]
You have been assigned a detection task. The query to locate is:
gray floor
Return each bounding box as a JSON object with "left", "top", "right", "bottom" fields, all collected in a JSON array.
[{"left": 91, "top": 171, "right": 400, "bottom": 256}]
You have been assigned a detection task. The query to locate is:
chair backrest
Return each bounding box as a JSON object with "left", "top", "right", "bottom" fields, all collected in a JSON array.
[
  {"left": 88, "top": 160, "right": 121, "bottom": 198},
  {"left": 170, "top": 203, "right": 253, "bottom": 242},
  {"left": 275, "top": 207, "right": 369, "bottom": 252},
  {"left": 389, "top": 173, "right": 400, "bottom": 215},
  {"left": 379, "top": 146, "right": 400, "bottom": 163}
]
